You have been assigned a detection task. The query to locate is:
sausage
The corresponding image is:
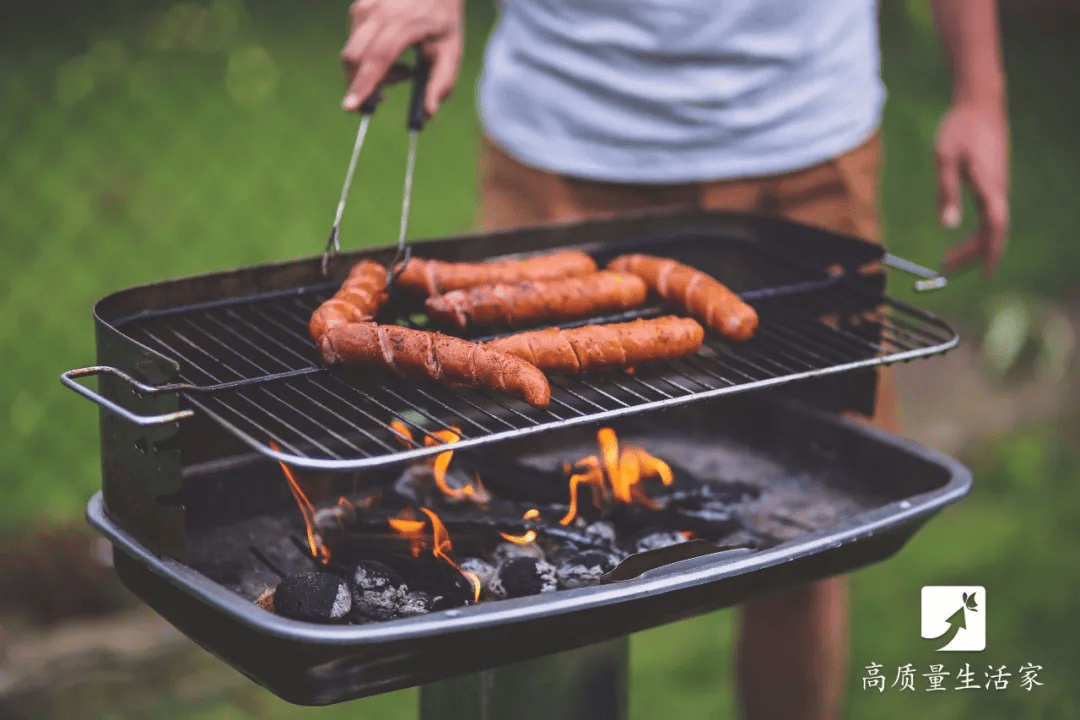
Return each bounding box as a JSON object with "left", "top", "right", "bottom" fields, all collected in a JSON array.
[
  {"left": 308, "top": 260, "right": 389, "bottom": 343},
  {"left": 483, "top": 316, "right": 705, "bottom": 373},
  {"left": 309, "top": 299, "right": 368, "bottom": 344},
  {"left": 319, "top": 323, "right": 552, "bottom": 408},
  {"left": 425, "top": 271, "right": 648, "bottom": 330},
  {"left": 395, "top": 251, "right": 598, "bottom": 296},
  {"left": 607, "top": 254, "right": 758, "bottom": 341}
]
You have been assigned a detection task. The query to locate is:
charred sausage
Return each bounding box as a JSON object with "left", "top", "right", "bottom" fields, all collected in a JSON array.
[
  {"left": 319, "top": 323, "right": 552, "bottom": 408},
  {"left": 308, "top": 260, "right": 389, "bottom": 343},
  {"left": 395, "top": 251, "right": 598, "bottom": 296},
  {"left": 483, "top": 316, "right": 705, "bottom": 373},
  {"left": 425, "top": 271, "right": 648, "bottom": 330},
  {"left": 607, "top": 254, "right": 758, "bottom": 341}
]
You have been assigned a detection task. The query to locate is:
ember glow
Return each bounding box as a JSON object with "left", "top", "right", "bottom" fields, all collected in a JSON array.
[
  {"left": 270, "top": 441, "right": 331, "bottom": 564},
  {"left": 559, "top": 428, "right": 674, "bottom": 525}
]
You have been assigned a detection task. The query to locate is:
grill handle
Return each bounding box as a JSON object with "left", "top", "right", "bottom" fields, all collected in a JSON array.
[
  {"left": 61, "top": 366, "right": 195, "bottom": 427},
  {"left": 883, "top": 253, "right": 948, "bottom": 292}
]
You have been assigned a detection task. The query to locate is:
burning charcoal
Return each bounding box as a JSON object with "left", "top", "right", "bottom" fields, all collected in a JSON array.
[
  {"left": 313, "top": 504, "right": 354, "bottom": 534},
  {"left": 349, "top": 560, "right": 409, "bottom": 621},
  {"left": 634, "top": 530, "right": 690, "bottom": 554},
  {"left": 584, "top": 522, "right": 617, "bottom": 548},
  {"left": 459, "top": 557, "right": 495, "bottom": 587},
  {"left": 556, "top": 550, "right": 620, "bottom": 589},
  {"left": 397, "top": 591, "right": 434, "bottom": 617},
  {"left": 273, "top": 572, "right": 351, "bottom": 623},
  {"left": 491, "top": 541, "right": 544, "bottom": 566},
  {"left": 486, "top": 557, "right": 558, "bottom": 600}
]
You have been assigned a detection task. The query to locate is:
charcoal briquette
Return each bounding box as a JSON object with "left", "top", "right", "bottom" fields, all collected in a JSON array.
[
  {"left": 491, "top": 541, "right": 544, "bottom": 565},
  {"left": 584, "top": 522, "right": 617, "bottom": 548},
  {"left": 349, "top": 560, "right": 409, "bottom": 620},
  {"left": 273, "top": 572, "right": 352, "bottom": 623},
  {"left": 634, "top": 531, "right": 689, "bottom": 554},
  {"left": 556, "top": 550, "right": 620, "bottom": 589},
  {"left": 397, "top": 591, "right": 434, "bottom": 617},
  {"left": 487, "top": 557, "right": 558, "bottom": 599},
  {"left": 459, "top": 557, "right": 495, "bottom": 586}
]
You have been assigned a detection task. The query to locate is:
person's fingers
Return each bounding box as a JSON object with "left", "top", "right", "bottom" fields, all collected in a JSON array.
[
  {"left": 935, "top": 141, "right": 963, "bottom": 229},
  {"left": 343, "top": 29, "right": 406, "bottom": 111},
  {"left": 941, "top": 232, "right": 983, "bottom": 274},
  {"left": 978, "top": 192, "right": 1009, "bottom": 276},
  {"left": 966, "top": 157, "right": 1010, "bottom": 276},
  {"left": 340, "top": 22, "right": 382, "bottom": 108},
  {"left": 424, "top": 36, "right": 462, "bottom": 116}
]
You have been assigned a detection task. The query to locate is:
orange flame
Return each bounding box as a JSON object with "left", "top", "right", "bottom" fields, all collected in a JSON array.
[
  {"left": 523, "top": 508, "right": 540, "bottom": 521},
  {"left": 499, "top": 530, "right": 538, "bottom": 545},
  {"left": 420, "top": 508, "right": 481, "bottom": 603},
  {"left": 388, "top": 507, "right": 427, "bottom": 557},
  {"left": 270, "top": 441, "right": 330, "bottom": 564},
  {"left": 390, "top": 420, "right": 414, "bottom": 447},
  {"left": 559, "top": 429, "right": 675, "bottom": 525}
]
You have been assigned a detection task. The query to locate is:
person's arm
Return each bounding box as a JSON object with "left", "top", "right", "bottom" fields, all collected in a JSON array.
[
  {"left": 930, "top": 0, "right": 1010, "bottom": 276},
  {"left": 340, "top": 0, "right": 465, "bottom": 117}
]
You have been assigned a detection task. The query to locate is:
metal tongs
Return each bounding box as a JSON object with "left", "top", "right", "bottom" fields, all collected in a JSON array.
[{"left": 322, "top": 46, "right": 432, "bottom": 289}]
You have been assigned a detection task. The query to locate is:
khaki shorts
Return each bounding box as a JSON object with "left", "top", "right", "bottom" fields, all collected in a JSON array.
[{"left": 475, "top": 132, "right": 899, "bottom": 431}]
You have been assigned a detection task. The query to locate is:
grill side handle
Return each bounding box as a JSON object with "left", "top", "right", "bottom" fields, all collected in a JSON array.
[
  {"left": 883, "top": 253, "right": 948, "bottom": 292},
  {"left": 61, "top": 366, "right": 195, "bottom": 426}
]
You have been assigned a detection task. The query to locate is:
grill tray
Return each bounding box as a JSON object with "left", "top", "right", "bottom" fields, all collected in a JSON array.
[
  {"left": 87, "top": 393, "right": 971, "bottom": 706},
  {"left": 67, "top": 210, "right": 957, "bottom": 471}
]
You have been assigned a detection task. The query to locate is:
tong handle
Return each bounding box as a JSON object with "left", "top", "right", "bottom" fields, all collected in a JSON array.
[
  {"left": 408, "top": 46, "right": 432, "bottom": 131},
  {"left": 61, "top": 366, "right": 195, "bottom": 427}
]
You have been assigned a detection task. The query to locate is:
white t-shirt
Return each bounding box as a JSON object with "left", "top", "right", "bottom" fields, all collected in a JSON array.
[{"left": 477, "top": 0, "right": 885, "bottom": 183}]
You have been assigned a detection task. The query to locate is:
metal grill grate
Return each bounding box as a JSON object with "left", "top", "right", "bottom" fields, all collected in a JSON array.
[{"left": 116, "top": 276, "right": 958, "bottom": 470}]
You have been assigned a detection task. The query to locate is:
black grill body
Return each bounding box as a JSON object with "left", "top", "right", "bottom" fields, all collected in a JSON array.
[
  {"left": 88, "top": 393, "right": 970, "bottom": 706},
  {"left": 68, "top": 210, "right": 969, "bottom": 706}
]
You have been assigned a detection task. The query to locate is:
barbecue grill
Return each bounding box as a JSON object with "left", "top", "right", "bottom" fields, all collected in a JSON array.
[{"left": 65, "top": 209, "right": 970, "bottom": 714}]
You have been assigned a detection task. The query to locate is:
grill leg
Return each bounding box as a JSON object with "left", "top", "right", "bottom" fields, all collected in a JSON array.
[{"left": 418, "top": 636, "right": 629, "bottom": 720}]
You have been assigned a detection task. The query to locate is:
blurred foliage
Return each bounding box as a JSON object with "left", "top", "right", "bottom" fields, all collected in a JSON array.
[{"left": 1, "top": 1, "right": 1079, "bottom": 718}]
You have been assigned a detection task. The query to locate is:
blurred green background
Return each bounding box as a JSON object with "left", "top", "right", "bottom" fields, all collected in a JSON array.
[{"left": 1, "top": 1, "right": 1078, "bottom": 718}]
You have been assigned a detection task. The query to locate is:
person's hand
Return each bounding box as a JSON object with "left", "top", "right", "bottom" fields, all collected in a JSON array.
[
  {"left": 341, "top": 0, "right": 464, "bottom": 117},
  {"left": 935, "top": 101, "right": 1010, "bottom": 276}
]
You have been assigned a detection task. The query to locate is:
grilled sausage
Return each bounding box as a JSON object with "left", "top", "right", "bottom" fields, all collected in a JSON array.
[
  {"left": 308, "top": 260, "right": 389, "bottom": 343},
  {"left": 395, "top": 251, "right": 598, "bottom": 296},
  {"left": 319, "top": 323, "right": 552, "bottom": 408},
  {"left": 483, "top": 316, "right": 705, "bottom": 373},
  {"left": 607, "top": 254, "right": 758, "bottom": 341},
  {"left": 425, "top": 271, "right": 648, "bottom": 330}
]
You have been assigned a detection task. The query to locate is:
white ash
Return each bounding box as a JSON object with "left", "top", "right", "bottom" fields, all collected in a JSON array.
[
  {"left": 459, "top": 557, "right": 495, "bottom": 586},
  {"left": 396, "top": 591, "right": 434, "bottom": 617},
  {"left": 330, "top": 583, "right": 352, "bottom": 620},
  {"left": 350, "top": 561, "right": 408, "bottom": 621},
  {"left": 584, "top": 522, "right": 618, "bottom": 548},
  {"left": 635, "top": 531, "right": 689, "bottom": 553},
  {"left": 492, "top": 541, "right": 544, "bottom": 565},
  {"left": 556, "top": 550, "right": 620, "bottom": 589},
  {"left": 486, "top": 557, "right": 558, "bottom": 600}
]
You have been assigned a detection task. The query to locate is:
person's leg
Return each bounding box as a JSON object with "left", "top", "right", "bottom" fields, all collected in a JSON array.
[{"left": 706, "top": 132, "right": 894, "bottom": 720}]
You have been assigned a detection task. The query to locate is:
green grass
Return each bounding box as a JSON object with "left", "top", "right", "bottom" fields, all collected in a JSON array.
[{"left": 2, "top": 2, "right": 1079, "bottom": 718}]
